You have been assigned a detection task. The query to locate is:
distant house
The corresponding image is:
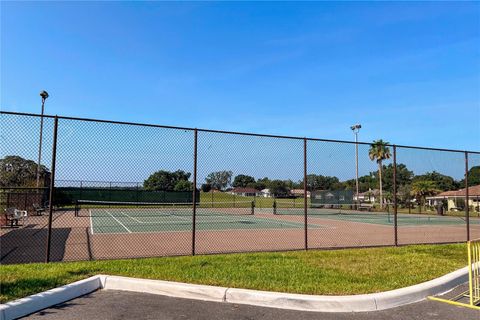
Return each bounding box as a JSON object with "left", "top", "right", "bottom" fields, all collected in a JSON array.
[
  {"left": 261, "top": 188, "right": 272, "bottom": 198},
  {"left": 354, "top": 189, "right": 379, "bottom": 203},
  {"left": 290, "top": 189, "right": 310, "bottom": 198},
  {"left": 427, "top": 185, "right": 480, "bottom": 211},
  {"left": 230, "top": 187, "right": 262, "bottom": 197}
]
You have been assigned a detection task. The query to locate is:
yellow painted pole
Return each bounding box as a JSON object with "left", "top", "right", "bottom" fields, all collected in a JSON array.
[{"left": 468, "top": 241, "right": 473, "bottom": 306}]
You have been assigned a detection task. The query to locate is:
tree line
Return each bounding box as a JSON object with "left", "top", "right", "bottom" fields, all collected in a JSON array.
[
  {"left": 139, "top": 140, "right": 480, "bottom": 209},
  {"left": 2, "top": 148, "right": 479, "bottom": 207}
]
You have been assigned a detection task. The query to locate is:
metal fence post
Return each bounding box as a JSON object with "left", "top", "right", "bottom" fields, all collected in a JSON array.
[
  {"left": 45, "top": 116, "right": 58, "bottom": 263},
  {"left": 393, "top": 145, "right": 398, "bottom": 246},
  {"left": 465, "top": 151, "right": 469, "bottom": 241},
  {"left": 304, "top": 138, "right": 308, "bottom": 250},
  {"left": 192, "top": 129, "right": 198, "bottom": 255}
]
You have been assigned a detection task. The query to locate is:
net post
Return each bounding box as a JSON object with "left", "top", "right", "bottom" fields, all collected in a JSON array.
[
  {"left": 79, "top": 180, "right": 83, "bottom": 201},
  {"left": 109, "top": 182, "right": 112, "bottom": 203},
  {"left": 465, "top": 151, "right": 469, "bottom": 241},
  {"left": 251, "top": 201, "right": 254, "bottom": 215},
  {"left": 192, "top": 129, "right": 198, "bottom": 256},
  {"left": 45, "top": 116, "right": 58, "bottom": 263},
  {"left": 393, "top": 145, "right": 398, "bottom": 246},
  {"left": 136, "top": 182, "right": 139, "bottom": 204},
  {"left": 273, "top": 199, "right": 276, "bottom": 215},
  {"left": 304, "top": 138, "right": 308, "bottom": 250}
]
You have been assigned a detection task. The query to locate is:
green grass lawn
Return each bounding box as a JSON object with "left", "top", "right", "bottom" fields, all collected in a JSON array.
[
  {"left": 199, "top": 192, "right": 310, "bottom": 209},
  {"left": 0, "top": 244, "right": 467, "bottom": 303}
]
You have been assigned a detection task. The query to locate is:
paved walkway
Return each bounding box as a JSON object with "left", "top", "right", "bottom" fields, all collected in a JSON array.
[{"left": 25, "top": 286, "right": 478, "bottom": 320}]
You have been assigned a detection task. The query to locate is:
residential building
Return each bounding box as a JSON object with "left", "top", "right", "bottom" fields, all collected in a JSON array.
[
  {"left": 230, "top": 187, "right": 262, "bottom": 197},
  {"left": 427, "top": 185, "right": 480, "bottom": 211},
  {"left": 290, "top": 189, "right": 311, "bottom": 198}
]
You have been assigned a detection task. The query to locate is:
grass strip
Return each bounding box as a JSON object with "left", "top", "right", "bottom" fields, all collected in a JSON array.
[{"left": 0, "top": 244, "right": 467, "bottom": 303}]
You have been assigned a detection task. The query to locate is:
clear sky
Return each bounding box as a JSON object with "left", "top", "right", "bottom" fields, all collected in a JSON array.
[{"left": 1, "top": 2, "right": 479, "bottom": 184}]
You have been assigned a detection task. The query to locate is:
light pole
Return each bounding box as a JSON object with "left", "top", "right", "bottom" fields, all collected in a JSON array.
[
  {"left": 36, "top": 90, "right": 49, "bottom": 188},
  {"left": 350, "top": 124, "right": 361, "bottom": 208}
]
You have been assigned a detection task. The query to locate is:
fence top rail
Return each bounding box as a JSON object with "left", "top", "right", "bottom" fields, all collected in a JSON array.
[
  {"left": 56, "top": 179, "right": 141, "bottom": 184},
  {"left": 0, "top": 187, "right": 50, "bottom": 190},
  {"left": 1, "top": 110, "right": 479, "bottom": 154}
]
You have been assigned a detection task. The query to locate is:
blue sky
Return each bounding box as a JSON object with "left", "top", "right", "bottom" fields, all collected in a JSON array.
[{"left": 1, "top": 2, "right": 479, "bottom": 183}]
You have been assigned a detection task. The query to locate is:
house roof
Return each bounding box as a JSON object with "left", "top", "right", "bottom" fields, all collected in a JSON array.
[
  {"left": 290, "top": 189, "right": 311, "bottom": 194},
  {"left": 231, "top": 187, "right": 260, "bottom": 193},
  {"left": 358, "top": 189, "right": 380, "bottom": 196},
  {"left": 436, "top": 185, "right": 480, "bottom": 197}
]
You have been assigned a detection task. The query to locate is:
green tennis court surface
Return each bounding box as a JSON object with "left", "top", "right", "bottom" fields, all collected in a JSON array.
[
  {"left": 89, "top": 208, "right": 322, "bottom": 234},
  {"left": 266, "top": 208, "right": 480, "bottom": 226}
]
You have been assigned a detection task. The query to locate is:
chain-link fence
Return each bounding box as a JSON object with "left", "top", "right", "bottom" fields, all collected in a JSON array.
[{"left": 1, "top": 111, "right": 479, "bottom": 264}]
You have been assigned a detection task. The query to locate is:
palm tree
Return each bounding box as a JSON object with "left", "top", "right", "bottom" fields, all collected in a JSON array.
[
  {"left": 368, "top": 140, "right": 391, "bottom": 208},
  {"left": 411, "top": 180, "right": 440, "bottom": 213},
  {"left": 398, "top": 184, "right": 412, "bottom": 212}
]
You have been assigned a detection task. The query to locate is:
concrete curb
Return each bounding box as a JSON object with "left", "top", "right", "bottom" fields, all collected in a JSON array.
[
  {"left": 0, "top": 266, "right": 469, "bottom": 319},
  {"left": 0, "top": 275, "right": 104, "bottom": 320},
  {"left": 225, "top": 266, "right": 469, "bottom": 312},
  {"left": 103, "top": 275, "right": 227, "bottom": 302}
]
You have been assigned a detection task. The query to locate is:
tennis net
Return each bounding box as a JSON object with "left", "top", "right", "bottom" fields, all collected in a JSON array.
[
  {"left": 75, "top": 200, "right": 255, "bottom": 217},
  {"left": 271, "top": 202, "right": 393, "bottom": 218}
]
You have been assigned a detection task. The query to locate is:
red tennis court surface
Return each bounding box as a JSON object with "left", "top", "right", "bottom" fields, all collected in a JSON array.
[{"left": 1, "top": 209, "right": 479, "bottom": 264}]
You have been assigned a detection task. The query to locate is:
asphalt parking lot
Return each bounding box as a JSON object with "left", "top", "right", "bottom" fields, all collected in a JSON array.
[{"left": 24, "top": 285, "right": 478, "bottom": 320}]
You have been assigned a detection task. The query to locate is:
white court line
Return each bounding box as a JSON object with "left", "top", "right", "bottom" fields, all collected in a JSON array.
[
  {"left": 126, "top": 211, "right": 192, "bottom": 223},
  {"left": 93, "top": 210, "right": 325, "bottom": 231},
  {"left": 263, "top": 219, "right": 320, "bottom": 229},
  {"left": 124, "top": 215, "right": 321, "bottom": 229},
  {"left": 119, "top": 211, "right": 144, "bottom": 223},
  {"left": 170, "top": 213, "right": 192, "bottom": 221},
  {"left": 105, "top": 210, "right": 132, "bottom": 233},
  {"left": 103, "top": 217, "right": 242, "bottom": 225}
]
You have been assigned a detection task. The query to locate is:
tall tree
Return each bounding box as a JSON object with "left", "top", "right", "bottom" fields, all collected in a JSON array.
[
  {"left": 0, "top": 155, "right": 50, "bottom": 187},
  {"left": 200, "top": 183, "right": 212, "bottom": 193},
  {"left": 398, "top": 184, "right": 412, "bottom": 208},
  {"left": 468, "top": 166, "right": 480, "bottom": 186},
  {"left": 381, "top": 163, "right": 414, "bottom": 192},
  {"left": 144, "top": 170, "right": 191, "bottom": 191},
  {"left": 205, "top": 171, "right": 233, "bottom": 191},
  {"left": 269, "top": 180, "right": 289, "bottom": 197},
  {"left": 232, "top": 174, "right": 256, "bottom": 188},
  {"left": 254, "top": 177, "right": 271, "bottom": 191},
  {"left": 460, "top": 166, "right": 480, "bottom": 187},
  {"left": 413, "top": 171, "right": 460, "bottom": 192},
  {"left": 368, "top": 140, "right": 391, "bottom": 208},
  {"left": 303, "top": 174, "right": 340, "bottom": 191},
  {"left": 173, "top": 180, "right": 193, "bottom": 191},
  {"left": 411, "top": 180, "right": 440, "bottom": 211},
  {"left": 343, "top": 174, "right": 376, "bottom": 193},
  {"left": 171, "top": 170, "right": 191, "bottom": 185}
]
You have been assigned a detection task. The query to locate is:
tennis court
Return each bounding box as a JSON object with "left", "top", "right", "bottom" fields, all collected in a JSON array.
[
  {"left": 81, "top": 201, "right": 324, "bottom": 234},
  {"left": 2, "top": 202, "right": 479, "bottom": 263},
  {"left": 267, "top": 206, "right": 480, "bottom": 226}
]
